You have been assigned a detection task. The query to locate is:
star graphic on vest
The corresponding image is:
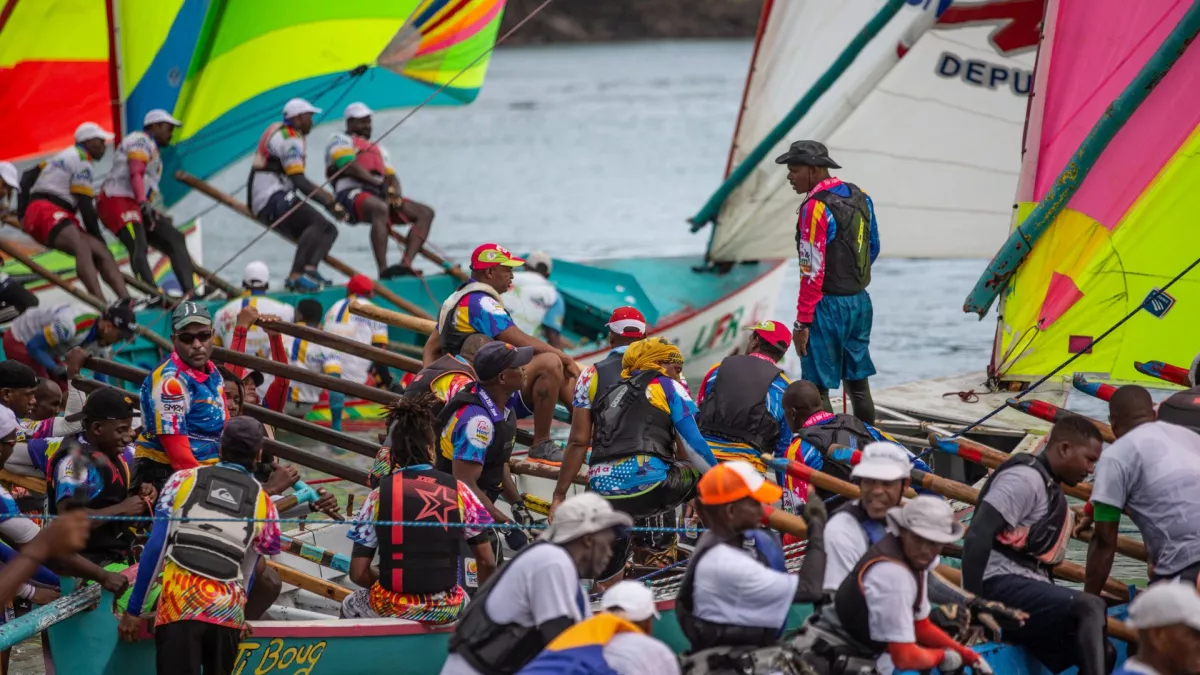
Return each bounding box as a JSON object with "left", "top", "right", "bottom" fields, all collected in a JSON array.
[{"left": 413, "top": 483, "right": 458, "bottom": 530}]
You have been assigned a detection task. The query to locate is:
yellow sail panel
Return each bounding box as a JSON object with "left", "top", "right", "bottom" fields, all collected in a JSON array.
[{"left": 117, "top": 0, "right": 186, "bottom": 97}]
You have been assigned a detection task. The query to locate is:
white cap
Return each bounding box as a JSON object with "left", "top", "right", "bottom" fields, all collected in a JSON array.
[
  {"left": 283, "top": 98, "right": 322, "bottom": 119},
  {"left": 541, "top": 492, "right": 633, "bottom": 545},
  {"left": 602, "top": 581, "right": 660, "bottom": 622},
  {"left": 243, "top": 261, "right": 269, "bottom": 288},
  {"left": 1127, "top": 581, "right": 1200, "bottom": 631},
  {"left": 526, "top": 251, "right": 553, "bottom": 275},
  {"left": 885, "top": 495, "right": 964, "bottom": 544},
  {"left": 143, "top": 109, "right": 182, "bottom": 127},
  {"left": 0, "top": 162, "right": 19, "bottom": 192},
  {"left": 74, "top": 121, "right": 115, "bottom": 144},
  {"left": 344, "top": 102, "right": 374, "bottom": 120},
  {"left": 851, "top": 442, "right": 911, "bottom": 482}
]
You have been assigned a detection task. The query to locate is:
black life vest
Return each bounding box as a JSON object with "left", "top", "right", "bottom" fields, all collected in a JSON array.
[
  {"left": 799, "top": 183, "right": 872, "bottom": 296},
  {"left": 164, "top": 464, "right": 262, "bottom": 582},
  {"left": 1156, "top": 388, "right": 1200, "bottom": 436},
  {"left": 590, "top": 350, "right": 626, "bottom": 409},
  {"left": 405, "top": 354, "right": 477, "bottom": 416},
  {"left": 797, "top": 414, "right": 876, "bottom": 490},
  {"left": 833, "top": 501, "right": 888, "bottom": 547},
  {"left": 377, "top": 467, "right": 463, "bottom": 595},
  {"left": 437, "top": 282, "right": 505, "bottom": 356},
  {"left": 449, "top": 542, "right": 581, "bottom": 675},
  {"left": 589, "top": 370, "right": 675, "bottom": 465},
  {"left": 434, "top": 385, "right": 517, "bottom": 496},
  {"left": 676, "top": 531, "right": 787, "bottom": 650},
  {"left": 697, "top": 354, "right": 783, "bottom": 454},
  {"left": 975, "top": 453, "right": 1071, "bottom": 575},
  {"left": 47, "top": 436, "right": 134, "bottom": 565},
  {"left": 17, "top": 163, "right": 45, "bottom": 218},
  {"left": 833, "top": 533, "right": 925, "bottom": 654}
]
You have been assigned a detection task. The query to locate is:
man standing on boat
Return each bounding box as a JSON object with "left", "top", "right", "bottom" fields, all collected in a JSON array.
[
  {"left": 1113, "top": 583, "right": 1200, "bottom": 675},
  {"left": 778, "top": 140, "right": 879, "bottom": 424},
  {"left": 325, "top": 102, "right": 435, "bottom": 279},
  {"left": 2, "top": 299, "right": 136, "bottom": 384},
  {"left": 425, "top": 243, "right": 576, "bottom": 462},
  {"left": 248, "top": 98, "right": 346, "bottom": 293},
  {"left": 19, "top": 122, "right": 130, "bottom": 301},
  {"left": 97, "top": 109, "right": 199, "bottom": 299},
  {"left": 324, "top": 273, "right": 395, "bottom": 390},
  {"left": 962, "top": 415, "right": 1108, "bottom": 675}
]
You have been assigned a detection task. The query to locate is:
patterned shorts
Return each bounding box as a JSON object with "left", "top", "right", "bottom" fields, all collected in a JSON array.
[{"left": 340, "top": 584, "right": 466, "bottom": 626}]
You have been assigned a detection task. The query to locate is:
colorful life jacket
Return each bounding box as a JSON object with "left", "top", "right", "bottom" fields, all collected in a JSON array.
[
  {"left": 833, "top": 533, "right": 925, "bottom": 654},
  {"left": 589, "top": 371, "right": 675, "bottom": 465},
  {"left": 800, "top": 182, "right": 872, "bottom": 296},
  {"left": 797, "top": 414, "right": 876, "bottom": 488},
  {"left": 47, "top": 436, "right": 133, "bottom": 564},
  {"left": 405, "top": 354, "right": 476, "bottom": 416},
  {"left": 376, "top": 467, "right": 463, "bottom": 595},
  {"left": 697, "top": 354, "right": 783, "bottom": 454},
  {"left": 164, "top": 464, "right": 262, "bottom": 583},
  {"left": 434, "top": 385, "right": 518, "bottom": 495},
  {"left": 518, "top": 614, "right": 644, "bottom": 675},
  {"left": 977, "top": 453, "right": 1072, "bottom": 573},
  {"left": 438, "top": 282, "right": 506, "bottom": 356}
]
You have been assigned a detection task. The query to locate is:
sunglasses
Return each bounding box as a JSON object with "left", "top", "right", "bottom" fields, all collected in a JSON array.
[{"left": 175, "top": 330, "right": 213, "bottom": 345}]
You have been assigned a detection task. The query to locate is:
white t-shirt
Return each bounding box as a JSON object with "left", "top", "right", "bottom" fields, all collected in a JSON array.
[
  {"left": 324, "top": 297, "right": 389, "bottom": 386},
  {"left": 691, "top": 541, "right": 797, "bottom": 629},
  {"left": 213, "top": 295, "right": 296, "bottom": 359},
  {"left": 31, "top": 146, "right": 95, "bottom": 203},
  {"left": 859, "top": 557, "right": 936, "bottom": 675},
  {"left": 504, "top": 271, "right": 565, "bottom": 337},
  {"left": 101, "top": 131, "right": 162, "bottom": 200},
  {"left": 282, "top": 335, "right": 343, "bottom": 404},
  {"left": 822, "top": 508, "right": 872, "bottom": 592},
  {"left": 978, "top": 463, "right": 1052, "bottom": 582},
  {"left": 604, "top": 632, "right": 681, "bottom": 675},
  {"left": 441, "top": 544, "right": 590, "bottom": 675},
  {"left": 249, "top": 123, "right": 307, "bottom": 215},
  {"left": 9, "top": 303, "right": 95, "bottom": 354}
]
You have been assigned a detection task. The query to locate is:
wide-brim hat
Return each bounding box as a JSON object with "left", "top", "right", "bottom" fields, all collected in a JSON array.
[{"left": 885, "top": 495, "right": 964, "bottom": 544}]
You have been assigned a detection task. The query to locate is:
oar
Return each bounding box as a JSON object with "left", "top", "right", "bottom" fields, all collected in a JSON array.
[
  {"left": 1072, "top": 374, "right": 1118, "bottom": 403},
  {"left": 275, "top": 479, "right": 344, "bottom": 522},
  {"left": 0, "top": 470, "right": 48, "bottom": 494},
  {"left": 213, "top": 346, "right": 397, "bottom": 406},
  {"left": 929, "top": 434, "right": 1094, "bottom": 502},
  {"left": 174, "top": 170, "right": 433, "bottom": 320},
  {"left": 1005, "top": 399, "right": 1115, "bottom": 443},
  {"left": 384, "top": 226, "right": 469, "bottom": 283},
  {"left": 1133, "top": 360, "right": 1190, "bottom": 387},
  {"left": 267, "top": 560, "right": 352, "bottom": 602},
  {"left": 348, "top": 300, "right": 436, "bottom": 335},
  {"left": 255, "top": 317, "right": 422, "bottom": 374},
  {"left": 509, "top": 460, "right": 586, "bottom": 486},
  {"left": 279, "top": 535, "right": 351, "bottom": 574},
  {"left": 0, "top": 577, "right": 103, "bottom": 650},
  {"left": 775, "top": 453, "right": 918, "bottom": 499}
]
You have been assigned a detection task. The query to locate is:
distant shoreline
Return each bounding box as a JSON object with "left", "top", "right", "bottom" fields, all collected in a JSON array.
[{"left": 498, "top": 0, "right": 763, "bottom": 44}]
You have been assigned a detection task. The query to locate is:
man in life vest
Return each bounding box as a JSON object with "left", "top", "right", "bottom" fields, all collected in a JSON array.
[
  {"left": 20, "top": 122, "right": 129, "bottom": 300},
  {"left": 777, "top": 140, "right": 878, "bottom": 424},
  {"left": 1113, "top": 582, "right": 1200, "bottom": 675},
  {"left": 442, "top": 492, "right": 631, "bottom": 675},
  {"left": 425, "top": 243, "right": 577, "bottom": 463},
  {"left": 697, "top": 320, "right": 793, "bottom": 476},
  {"left": 553, "top": 306, "right": 647, "bottom": 515},
  {"left": 343, "top": 394, "right": 496, "bottom": 623},
  {"left": 519, "top": 581, "right": 680, "bottom": 675},
  {"left": 247, "top": 98, "right": 346, "bottom": 293},
  {"left": 674, "top": 462, "right": 826, "bottom": 668},
  {"left": 120, "top": 416, "right": 282, "bottom": 674},
  {"left": 324, "top": 273, "right": 394, "bottom": 389},
  {"left": 1083, "top": 385, "right": 1200, "bottom": 591},
  {"left": 2, "top": 299, "right": 136, "bottom": 383},
  {"left": 505, "top": 251, "right": 568, "bottom": 349},
  {"left": 832, "top": 496, "right": 988, "bottom": 675},
  {"left": 325, "top": 102, "right": 435, "bottom": 279},
  {"left": 963, "top": 415, "right": 1107, "bottom": 675},
  {"left": 97, "top": 108, "right": 199, "bottom": 298},
  {"left": 585, "top": 338, "right": 718, "bottom": 585}
]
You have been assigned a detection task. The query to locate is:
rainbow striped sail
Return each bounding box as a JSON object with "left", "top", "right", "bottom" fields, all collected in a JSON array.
[{"left": 983, "top": 0, "right": 1200, "bottom": 385}]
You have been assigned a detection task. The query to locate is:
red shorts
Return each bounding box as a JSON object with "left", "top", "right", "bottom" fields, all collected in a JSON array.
[
  {"left": 96, "top": 193, "right": 143, "bottom": 235},
  {"left": 22, "top": 199, "right": 80, "bottom": 247}
]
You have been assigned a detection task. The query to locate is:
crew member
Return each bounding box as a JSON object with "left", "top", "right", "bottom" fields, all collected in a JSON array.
[
  {"left": 97, "top": 109, "right": 198, "bottom": 297},
  {"left": 424, "top": 243, "right": 576, "bottom": 462},
  {"left": 1084, "top": 386, "right": 1200, "bottom": 589},
  {"left": 120, "top": 417, "right": 282, "bottom": 675},
  {"left": 277, "top": 299, "right": 344, "bottom": 421},
  {"left": 697, "top": 320, "right": 793, "bottom": 475},
  {"left": 962, "top": 415, "right": 1107, "bottom": 675},
  {"left": 0, "top": 361, "right": 39, "bottom": 419},
  {"left": 435, "top": 342, "right": 536, "bottom": 553},
  {"left": 2, "top": 300, "right": 136, "bottom": 382},
  {"left": 1114, "top": 582, "right": 1200, "bottom": 675},
  {"left": 324, "top": 273, "right": 394, "bottom": 389},
  {"left": 777, "top": 140, "right": 878, "bottom": 424},
  {"left": 675, "top": 462, "right": 827, "bottom": 659},
  {"left": 505, "top": 251, "right": 567, "bottom": 349},
  {"left": 342, "top": 394, "right": 496, "bottom": 623},
  {"left": 0, "top": 162, "right": 38, "bottom": 323},
  {"left": 248, "top": 98, "right": 346, "bottom": 292},
  {"left": 326, "top": 102, "right": 435, "bottom": 278},
  {"left": 0, "top": 161, "right": 19, "bottom": 216},
  {"left": 520, "top": 581, "right": 680, "bottom": 675},
  {"left": 585, "top": 338, "right": 718, "bottom": 584},
  {"left": 834, "top": 497, "right": 985, "bottom": 675},
  {"left": 133, "top": 303, "right": 228, "bottom": 492},
  {"left": 213, "top": 261, "right": 295, "bottom": 358},
  {"left": 442, "top": 492, "right": 631, "bottom": 675},
  {"left": 553, "top": 306, "right": 647, "bottom": 514}
]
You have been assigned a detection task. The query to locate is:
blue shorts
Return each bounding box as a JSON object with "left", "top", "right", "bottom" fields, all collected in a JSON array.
[{"left": 800, "top": 290, "right": 876, "bottom": 390}]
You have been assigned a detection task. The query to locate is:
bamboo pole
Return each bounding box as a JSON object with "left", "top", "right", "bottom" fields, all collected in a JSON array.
[
  {"left": 348, "top": 300, "right": 436, "bottom": 335},
  {"left": 267, "top": 561, "right": 352, "bottom": 601},
  {"left": 1005, "top": 399, "right": 1115, "bottom": 443},
  {"left": 174, "top": 170, "right": 433, "bottom": 320},
  {"left": 255, "top": 317, "right": 423, "bottom": 374},
  {"left": 929, "top": 434, "right": 1094, "bottom": 502},
  {"left": 243, "top": 404, "right": 378, "bottom": 458},
  {"left": 212, "top": 347, "right": 396, "bottom": 406},
  {"left": 264, "top": 439, "right": 369, "bottom": 487}
]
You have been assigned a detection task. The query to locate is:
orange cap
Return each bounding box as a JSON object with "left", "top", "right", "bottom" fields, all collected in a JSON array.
[{"left": 698, "top": 461, "right": 783, "bottom": 506}]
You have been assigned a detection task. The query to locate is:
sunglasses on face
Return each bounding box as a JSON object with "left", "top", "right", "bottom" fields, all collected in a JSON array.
[{"left": 175, "top": 330, "right": 213, "bottom": 345}]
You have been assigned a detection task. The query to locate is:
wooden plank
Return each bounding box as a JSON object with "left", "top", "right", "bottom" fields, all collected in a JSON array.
[{"left": 268, "top": 561, "right": 352, "bottom": 602}]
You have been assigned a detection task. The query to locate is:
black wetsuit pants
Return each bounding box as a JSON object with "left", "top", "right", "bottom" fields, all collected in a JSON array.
[
  {"left": 114, "top": 215, "right": 196, "bottom": 294},
  {"left": 258, "top": 192, "right": 338, "bottom": 276}
]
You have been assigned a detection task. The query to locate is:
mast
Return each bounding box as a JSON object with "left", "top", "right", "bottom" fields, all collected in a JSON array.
[
  {"left": 104, "top": 0, "right": 124, "bottom": 141},
  {"left": 722, "top": 0, "right": 774, "bottom": 180}
]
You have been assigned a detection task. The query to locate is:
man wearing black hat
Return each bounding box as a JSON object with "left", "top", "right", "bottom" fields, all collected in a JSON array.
[
  {"left": 2, "top": 299, "right": 136, "bottom": 383},
  {"left": 0, "top": 361, "right": 39, "bottom": 420},
  {"left": 775, "top": 140, "right": 880, "bottom": 424}
]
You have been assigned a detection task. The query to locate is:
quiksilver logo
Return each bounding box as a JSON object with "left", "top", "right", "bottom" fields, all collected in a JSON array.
[{"left": 211, "top": 487, "right": 238, "bottom": 507}]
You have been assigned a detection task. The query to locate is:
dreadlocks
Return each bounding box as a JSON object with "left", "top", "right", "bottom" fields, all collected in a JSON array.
[{"left": 384, "top": 393, "right": 438, "bottom": 470}]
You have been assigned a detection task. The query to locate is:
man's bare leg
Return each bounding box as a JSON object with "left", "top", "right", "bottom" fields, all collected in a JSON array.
[
  {"left": 86, "top": 235, "right": 129, "bottom": 298},
  {"left": 360, "top": 195, "right": 391, "bottom": 274},
  {"left": 521, "top": 353, "right": 564, "bottom": 447},
  {"left": 396, "top": 199, "right": 434, "bottom": 268},
  {"left": 49, "top": 227, "right": 105, "bottom": 299}
]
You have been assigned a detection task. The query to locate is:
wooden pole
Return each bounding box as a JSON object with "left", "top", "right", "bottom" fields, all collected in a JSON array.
[
  {"left": 279, "top": 535, "right": 351, "bottom": 574},
  {"left": 1071, "top": 374, "right": 1118, "bottom": 403},
  {"left": 264, "top": 438, "right": 370, "bottom": 487},
  {"left": 242, "top": 404, "right": 378, "bottom": 458},
  {"left": 349, "top": 300, "right": 436, "bottom": 335},
  {"left": 212, "top": 347, "right": 396, "bottom": 405},
  {"left": 0, "top": 470, "right": 46, "bottom": 494},
  {"left": 929, "top": 434, "right": 1094, "bottom": 501},
  {"left": 173, "top": 170, "right": 433, "bottom": 320},
  {"left": 510, "top": 460, "right": 586, "bottom": 486},
  {"left": 1133, "top": 360, "right": 1190, "bottom": 387},
  {"left": 191, "top": 261, "right": 242, "bottom": 298},
  {"left": 1005, "top": 398, "right": 1116, "bottom": 443},
  {"left": 777, "top": 453, "right": 918, "bottom": 499},
  {"left": 0, "top": 581, "right": 104, "bottom": 650},
  {"left": 267, "top": 561, "right": 352, "bottom": 601},
  {"left": 255, "top": 317, "right": 423, "bottom": 374},
  {"left": 765, "top": 507, "right": 808, "bottom": 539}
]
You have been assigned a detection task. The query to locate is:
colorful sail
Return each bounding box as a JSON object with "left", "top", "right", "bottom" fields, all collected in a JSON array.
[
  {"left": 704, "top": 0, "right": 1039, "bottom": 261},
  {"left": 157, "top": 0, "right": 505, "bottom": 205},
  {"left": 0, "top": 0, "right": 113, "bottom": 162},
  {"left": 992, "top": 0, "right": 1200, "bottom": 385}
]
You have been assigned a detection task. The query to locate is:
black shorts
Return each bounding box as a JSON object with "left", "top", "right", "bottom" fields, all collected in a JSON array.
[
  {"left": 155, "top": 620, "right": 240, "bottom": 675},
  {"left": 981, "top": 574, "right": 1098, "bottom": 673}
]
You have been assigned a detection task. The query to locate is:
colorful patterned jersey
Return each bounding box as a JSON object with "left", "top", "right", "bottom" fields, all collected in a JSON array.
[
  {"left": 7, "top": 303, "right": 97, "bottom": 354},
  {"left": 283, "top": 335, "right": 343, "bottom": 404},
  {"left": 324, "top": 296, "right": 389, "bottom": 385},
  {"left": 325, "top": 131, "right": 395, "bottom": 193},
  {"left": 444, "top": 290, "right": 516, "bottom": 341},
  {"left": 135, "top": 353, "right": 228, "bottom": 466},
  {"left": 43, "top": 435, "right": 134, "bottom": 495},
  {"left": 30, "top": 145, "right": 95, "bottom": 202},
  {"left": 212, "top": 293, "right": 295, "bottom": 358},
  {"left": 795, "top": 176, "right": 880, "bottom": 323},
  {"left": 248, "top": 122, "right": 307, "bottom": 215},
  {"left": 101, "top": 131, "right": 162, "bottom": 200},
  {"left": 437, "top": 388, "right": 530, "bottom": 465},
  {"left": 571, "top": 347, "right": 627, "bottom": 410}
]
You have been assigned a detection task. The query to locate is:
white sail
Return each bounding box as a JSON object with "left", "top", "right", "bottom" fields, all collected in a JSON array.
[{"left": 709, "top": 0, "right": 1040, "bottom": 261}]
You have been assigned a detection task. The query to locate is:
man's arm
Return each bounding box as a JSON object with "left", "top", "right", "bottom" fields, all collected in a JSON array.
[
  {"left": 452, "top": 460, "right": 509, "bottom": 524},
  {"left": 866, "top": 193, "right": 881, "bottom": 264},
  {"left": 21, "top": 333, "right": 61, "bottom": 374},
  {"left": 423, "top": 330, "right": 443, "bottom": 365},
  {"left": 554, "top": 413, "right": 591, "bottom": 511},
  {"left": 960, "top": 501, "right": 1007, "bottom": 594},
  {"left": 1084, "top": 505, "right": 1121, "bottom": 595},
  {"left": 500, "top": 464, "right": 522, "bottom": 508},
  {"left": 795, "top": 200, "right": 831, "bottom": 325},
  {"left": 495, "top": 326, "right": 577, "bottom": 375},
  {"left": 349, "top": 547, "right": 379, "bottom": 588}
]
